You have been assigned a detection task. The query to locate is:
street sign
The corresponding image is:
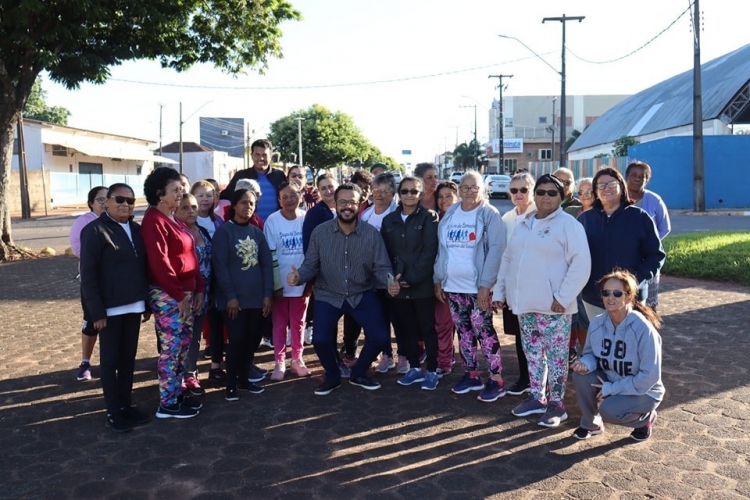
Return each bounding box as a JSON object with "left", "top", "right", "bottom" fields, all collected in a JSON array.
[{"left": 401, "top": 150, "right": 412, "bottom": 155}]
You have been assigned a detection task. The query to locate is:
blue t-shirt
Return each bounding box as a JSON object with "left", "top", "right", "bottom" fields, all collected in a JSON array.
[{"left": 255, "top": 172, "right": 277, "bottom": 221}]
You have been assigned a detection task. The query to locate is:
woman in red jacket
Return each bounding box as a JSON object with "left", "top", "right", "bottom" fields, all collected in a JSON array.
[{"left": 141, "top": 167, "right": 205, "bottom": 420}]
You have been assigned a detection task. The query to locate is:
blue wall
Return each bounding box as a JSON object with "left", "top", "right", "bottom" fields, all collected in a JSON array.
[{"left": 629, "top": 136, "right": 750, "bottom": 209}]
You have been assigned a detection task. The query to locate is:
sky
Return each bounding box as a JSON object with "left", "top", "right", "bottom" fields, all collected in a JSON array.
[{"left": 43, "top": 0, "right": 750, "bottom": 167}]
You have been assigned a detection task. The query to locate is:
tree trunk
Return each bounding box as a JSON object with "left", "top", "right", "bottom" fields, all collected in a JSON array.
[{"left": 0, "top": 109, "right": 19, "bottom": 259}]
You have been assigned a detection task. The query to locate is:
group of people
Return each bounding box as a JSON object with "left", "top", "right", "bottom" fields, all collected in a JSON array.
[{"left": 72, "top": 137, "right": 670, "bottom": 442}]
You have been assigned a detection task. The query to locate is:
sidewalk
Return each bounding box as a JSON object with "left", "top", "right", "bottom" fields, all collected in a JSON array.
[{"left": 0, "top": 256, "right": 749, "bottom": 498}]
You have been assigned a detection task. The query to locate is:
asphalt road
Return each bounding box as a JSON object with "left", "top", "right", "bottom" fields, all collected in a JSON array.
[{"left": 7, "top": 200, "right": 750, "bottom": 253}]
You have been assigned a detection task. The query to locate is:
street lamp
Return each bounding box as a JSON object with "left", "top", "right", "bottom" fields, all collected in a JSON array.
[
  {"left": 179, "top": 100, "right": 214, "bottom": 173},
  {"left": 295, "top": 117, "right": 305, "bottom": 167}
]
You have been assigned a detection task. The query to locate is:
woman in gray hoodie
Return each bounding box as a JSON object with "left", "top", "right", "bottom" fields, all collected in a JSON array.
[{"left": 571, "top": 269, "right": 664, "bottom": 441}]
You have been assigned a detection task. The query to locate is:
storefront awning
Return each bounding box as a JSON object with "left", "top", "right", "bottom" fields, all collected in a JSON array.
[{"left": 41, "top": 129, "right": 178, "bottom": 164}]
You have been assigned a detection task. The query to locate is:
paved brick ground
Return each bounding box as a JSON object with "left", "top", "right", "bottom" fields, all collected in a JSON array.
[{"left": 1, "top": 256, "right": 749, "bottom": 499}]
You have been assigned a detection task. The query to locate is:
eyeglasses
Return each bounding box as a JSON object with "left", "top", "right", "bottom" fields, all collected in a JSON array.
[
  {"left": 94, "top": 197, "right": 107, "bottom": 204},
  {"left": 561, "top": 180, "right": 573, "bottom": 186},
  {"left": 509, "top": 187, "right": 528, "bottom": 195},
  {"left": 459, "top": 185, "right": 480, "bottom": 192},
  {"left": 535, "top": 189, "right": 559, "bottom": 197},
  {"left": 112, "top": 196, "right": 136, "bottom": 205},
  {"left": 399, "top": 189, "right": 420, "bottom": 196},
  {"left": 577, "top": 189, "right": 593, "bottom": 196},
  {"left": 336, "top": 199, "right": 358, "bottom": 208},
  {"left": 596, "top": 180, "right": 619, "bottom": 190},
  {"left": 600, "top": 289, "right": 625, "bottom": 298},
  {"left": 289, "top": 173, "right": 303, "bottom": 179},
  {"left": 372, "top": 189, "right": 392, "bottom": 196}
]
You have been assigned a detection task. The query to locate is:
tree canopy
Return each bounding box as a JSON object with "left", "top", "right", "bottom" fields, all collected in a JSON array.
[
  {"left": 23, "top": 78, "right": 71, "bottom": 125},
  {"left": 268, "top": 104, "right": 400, "bottom": 171},
  {"left": 0, "top": 0, "right": 301, "bottom": 259},
  {"left": 612, "top": 135, "right": 640, "bottom": 158},
  {"left": 452, "top": 139, "right": 482, "bottom": 171}
]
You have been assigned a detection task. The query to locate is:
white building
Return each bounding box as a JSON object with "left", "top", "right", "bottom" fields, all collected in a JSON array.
[{"left": 160, "top": 142, "right": 244, "bottom": 188}]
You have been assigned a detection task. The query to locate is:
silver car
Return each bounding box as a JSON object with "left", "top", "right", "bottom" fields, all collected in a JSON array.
[{"left": 484, "top": 174, "right": 511, "bottom": 198}]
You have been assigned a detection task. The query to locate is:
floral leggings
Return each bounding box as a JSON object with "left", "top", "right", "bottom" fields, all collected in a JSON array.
[
  {"left": 447, "top": 293, "right": 502, "bottom": 376},
  {"left": 149, "top": 286, "right": 194, "bottom": 407},
  {"left": 519, "top": 313, "right": 571, "bottom": 405}
]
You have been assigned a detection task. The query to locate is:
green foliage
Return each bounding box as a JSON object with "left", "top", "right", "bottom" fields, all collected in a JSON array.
[
  {"left": 268, "top": 104, "right": 379, "bottom": 170},
  {"left": 662, "top": 231, "right": 750, "bottom": 286},
  {"left": 612, "top": 135, "right": 639, "bottom": 158},
  {"left": 593, "top": 152, "right": 610, "bottom": 159},
  {"left": 452, "top": 139, "right": 483, "bottom": 170},
  {"left": 23, "top": 78, "right": 71, "bottom": 125},
  {"left": 565, "top": 129, "right": 582, "bottom": 152}
]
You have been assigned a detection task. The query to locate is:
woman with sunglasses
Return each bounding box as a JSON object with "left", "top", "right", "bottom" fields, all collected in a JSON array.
[
  {"left": 80, "top": 183, "right": 150, "bottom": 432},
  {"left": 287, "top": 165, "right": 319, "bottom": 211},
  {"left": 381, "top": 176, "right": 440, "bottom": 390},
  {"left": 494, "top": 174, "right": 590, "bottom": 427},
  {"left": 435, "top": 171, "right": 506, "bottom": 402},
  {"left": 498, "top": 172, "right": 536, "bottom": 397},
  {"left": 578, "top": 168, "right": 665, "bottom": 321},
  {"left": 69, "top": 185, "right": 108, "bottom": 382},
  {"left": 576, "top": 178, "right": 595, "bottom": 214},
  {"left": 571, "top": 269, "right": 664, "bottom": 441}
]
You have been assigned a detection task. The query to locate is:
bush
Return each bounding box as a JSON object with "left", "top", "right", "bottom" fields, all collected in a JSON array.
[{"left": 662, "top": 231, "right": 750, "bottom": 286}]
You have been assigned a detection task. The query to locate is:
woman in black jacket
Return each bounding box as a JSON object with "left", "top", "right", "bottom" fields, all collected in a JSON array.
[
  {"left": 381, "top": 176, "right": 440, "bottom": 390},
  {"left": 80, "top": 183, "right": 150, "bottom": 433}
]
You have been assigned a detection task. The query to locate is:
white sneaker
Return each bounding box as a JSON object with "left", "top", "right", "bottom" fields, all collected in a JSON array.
[
  {"left": 396, "top": 356, "right": 410, "bottom": 374},
  {"left": 375, "top": 354, "right": 396, "bottom": 373},
  {"left": 270, "top": 362, "right": 286, "bottom": 381},
  {"left": 304, "top": 326, "right": 313, "bottom": 345}
]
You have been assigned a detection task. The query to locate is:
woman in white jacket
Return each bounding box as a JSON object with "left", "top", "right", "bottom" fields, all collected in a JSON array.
[{"left": 493, "top": 174, "right": 591, "bottom": 428}]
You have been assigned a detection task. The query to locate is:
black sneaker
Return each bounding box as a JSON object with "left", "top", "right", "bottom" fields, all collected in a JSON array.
[
  {"left": 349, "top": 376, "right": 381, "bottom": 391},
  {"left": 247, "top": 365, "right": 267, "bottom": 383},
  {"left": 237, "top": 381, "right": 265, "bottom": 394},
  {"left": 573, "top": 425, "right": 604, "bottom": 440},
  {"left": 155, "top": 403, "right": 199, "bottom": 419},
  {"left": 121, "top": 406, "right": 151, "bottom": 426},
  {"left": 106, "top": 412, "right": 133, "bottom": 433},
  {"left": 225, "top": 387, "right": 239, "bottom": 401},
  {"left": 203, "top": 345, "right": 212, "bottom": 359},
  {"left": 177, "top": 394, "right": 204, "bottom": 410},
  {"left": 208, "top": 368, "right": 227, "bottom": 383},
  {"left": 507, "top": 379, "right": 531, "bottom": 396},
  {"left": 314, "top": 380, "right": 341, "bottom": 396},
  {"left": 630, "top": 411, "right": 657, "bottom": 441}
]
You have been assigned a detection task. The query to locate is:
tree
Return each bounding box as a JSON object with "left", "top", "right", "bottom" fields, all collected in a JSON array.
[
  {"left": 565, "top": 129, "right": 582, "bottom": 152},
  {"left": 452, "top": 139, "right": 481, "bottom": 171},
  {"left": 268, "top": 104, "right": 374, "bottom": 170},
  {"left": 0, "top": 1, "right": 301, "bottom": 260},
  {"left": 23, "top": 78, "right": 71, "bottom": 125},
  {"left": 612, "top": 135, "right": 640, "bottom": 158}
]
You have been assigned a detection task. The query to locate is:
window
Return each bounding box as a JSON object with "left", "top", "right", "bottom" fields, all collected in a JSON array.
[
  {"left": 52, "top": 145, "right": 68, "bottom": 157},
  {"left": 557, "top": 116, "right": 572, "bottom": 127},
  {"left": 538, "top": 117, "right": 548, "bottom": 124},
  {"left": 539, "top": 149, "right": 553, "bottom": 160},
  {"left": 503, "top": 158, "right": 517, "bottom": 173},
  {"left": 504, "top": 118, "right": 514, "bottom": 127}
]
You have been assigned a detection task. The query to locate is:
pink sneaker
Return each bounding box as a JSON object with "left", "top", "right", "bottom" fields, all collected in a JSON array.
[
  {"left": 270, "top": 362, "right": 286, "bottom": 381},
  {"left": 184, "top": 375, "right": 205, "bottom": 396},
  {"left": 290, "top": 359, "right": 311, "bottom": 377}
]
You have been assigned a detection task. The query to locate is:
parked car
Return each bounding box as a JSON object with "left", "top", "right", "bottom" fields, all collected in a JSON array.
[
  {"left": 391, "top": 171, "right": 402, "bottom": 184},
  {"left": 449, "top": 171, "right": 464, "bottom": 183},
  {"left": 484, "top": 174, "right": 512, "bottom": 198}
]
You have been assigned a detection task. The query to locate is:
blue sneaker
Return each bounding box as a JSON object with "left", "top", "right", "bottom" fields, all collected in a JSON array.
[
  {"left": 477, "top": 379, "right": 507, "bottom": 402},
  {"left": 451, "top": 373, "right": 484, "bottom": 394},
  {"left": 397, "top": 368, "right": 425, "bottom": 386},
  {"left": 338, "top": 360, "right": 351, "bottom": 379},
  {"left": 421, "top": 371, "right": 439, "bottom": 391}
]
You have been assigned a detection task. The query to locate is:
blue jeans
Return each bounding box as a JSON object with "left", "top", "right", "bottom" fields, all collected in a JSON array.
[{"left": 313, "top": 291, "right": 390, "bottom": 383}]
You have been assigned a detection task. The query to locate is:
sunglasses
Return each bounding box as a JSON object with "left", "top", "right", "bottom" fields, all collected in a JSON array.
[
  {"left": 577, "top": 189, "right": 593, "bottom": 196},
  {"left": 600, "top": 289, "right": 625, "bottom": 298},
  {"left": 112, "top": 196, "right": 136, "bottom": 205},
  {"left": 535, "top": 189, "right": 559, "bottom": 197},
  {"left": 399, "top": 189, "right": 420, "bottom": 196},
  {"left": 509, "top": 187, "right": 528, "bottom": 194}
]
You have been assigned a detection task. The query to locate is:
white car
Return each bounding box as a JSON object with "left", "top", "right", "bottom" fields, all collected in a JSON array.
[
  {"left": 449, "top": 171, "right": 464, "bottom": 183},
  {"left": 484, "top": 174, "right": 512, "bottom": 198}
]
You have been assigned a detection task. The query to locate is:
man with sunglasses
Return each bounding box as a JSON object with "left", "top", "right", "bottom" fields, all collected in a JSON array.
[
  {"left": 288, "top": 183, "right": 392, "bottom": 396},
  {"left": 553, "top": 167, "right": 582, "bottom": 217}
]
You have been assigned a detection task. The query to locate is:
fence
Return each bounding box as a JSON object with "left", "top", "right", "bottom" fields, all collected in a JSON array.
[{"left": 49, "top": 172, "right": 146, "bottom": 207}]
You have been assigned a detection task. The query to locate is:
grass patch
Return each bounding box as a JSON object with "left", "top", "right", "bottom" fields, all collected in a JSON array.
[{"left": 662, "top": 231, "right": 750, "bottom": 286}]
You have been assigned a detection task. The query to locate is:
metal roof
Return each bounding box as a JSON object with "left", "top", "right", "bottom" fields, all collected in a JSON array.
[{"left": 569, "top": 44, "right": 750, "bottom": 152}]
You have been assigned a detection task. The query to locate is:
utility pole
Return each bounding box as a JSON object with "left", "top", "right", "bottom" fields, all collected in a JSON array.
[
  {"left": 179, "top": 102, "right": 183, "bottom": 174},
  {"left": 489, "top": 74, "right": 513, "bottom": 173},
  {"left": 543, "top": 14, "right": 585, "bottom": 166},
  {"left": 459, "top": 105, "right": 477, "bottom": 170},
  {"left": 295, "top": 117, "right": 305, "bottom": 167},
  {"left": 692, "top": 0, "right": 705, "bottom": 212},
  {"left": 158, "top": 104, "right": 164, "bottom": 156}
]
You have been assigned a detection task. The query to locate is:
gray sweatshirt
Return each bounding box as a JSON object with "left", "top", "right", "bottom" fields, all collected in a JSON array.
[
  {"left": 579, "top": 309, "right": 665, "bottom": 402},
  {"left": 211, "top": 220, "right": 273, "bottom": 310}
]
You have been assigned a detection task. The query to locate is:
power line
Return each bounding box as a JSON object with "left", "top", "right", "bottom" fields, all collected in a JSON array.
[
  {"left": 566, "top": 2, "right": 693, "bottom": 65},
  {"left": 109, "top": 53, "right": 553, "bottom": 90}
]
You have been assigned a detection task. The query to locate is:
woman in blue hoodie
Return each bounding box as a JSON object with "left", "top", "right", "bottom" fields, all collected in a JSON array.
[{"left": 571, "top": 269, "right": 664, "bottom": 442}]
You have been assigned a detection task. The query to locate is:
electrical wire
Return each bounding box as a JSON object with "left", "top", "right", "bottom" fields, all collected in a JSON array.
[
  {"left": 566, "top": 2, "right": 694, "bottom": 65},
  {"left": 109, "top": 53, "right": 553, "bottom": 90}
]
